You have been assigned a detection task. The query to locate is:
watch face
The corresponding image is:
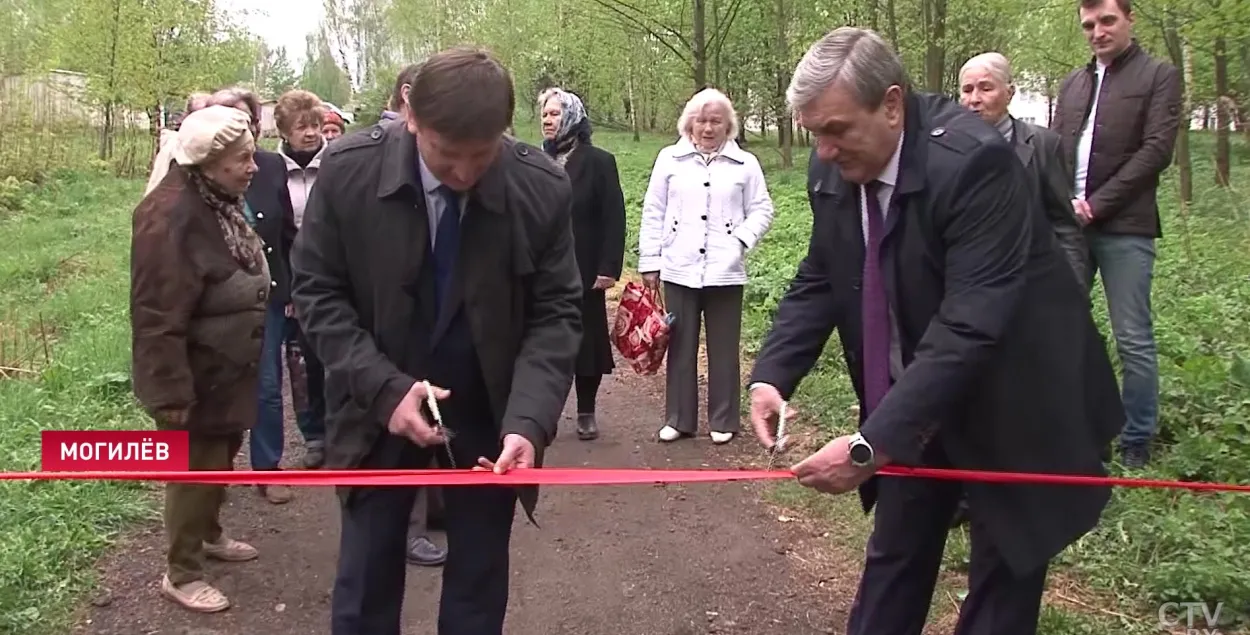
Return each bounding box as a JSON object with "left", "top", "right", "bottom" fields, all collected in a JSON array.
[{"left": 849, "top": 443, "right": 872, "bottom": 464}]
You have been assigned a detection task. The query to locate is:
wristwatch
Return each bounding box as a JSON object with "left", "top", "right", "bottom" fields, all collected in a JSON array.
[{"left": 848, "top": 432, "right": 874, "bottom": 467}]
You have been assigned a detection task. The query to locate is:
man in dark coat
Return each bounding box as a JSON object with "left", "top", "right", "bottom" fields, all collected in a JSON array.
[
  {"left": 289, "top": 46, "right": 583, "bottom": 635},
  {"left": 746, "top": 28, "right": 1124, "bottom": 635}
]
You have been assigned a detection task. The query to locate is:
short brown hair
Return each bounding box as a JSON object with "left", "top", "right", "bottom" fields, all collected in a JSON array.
[
  {"left": 1080, "top": 0, "right": 1130, "bottom": 13},
  {"left": 274, "top": 89, "right": 326, "bottom": 135},
  {"left": 390, "top": 64, "right": 420, "bottom": 112},
  {"left": 407, "top": 47, "right": 514, "bottom": 141}
]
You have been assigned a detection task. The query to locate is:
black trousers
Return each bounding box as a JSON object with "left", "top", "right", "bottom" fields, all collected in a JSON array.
[
  {"left": 330, "top": 402, "right": 517, "bottom": 635},
  {"left": 847, "top": 446, "right": 1049, "bottom": 635}
]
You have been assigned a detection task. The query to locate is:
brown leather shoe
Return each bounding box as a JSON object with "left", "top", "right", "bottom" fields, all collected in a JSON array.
[
  {"left": 257, "top": 484, "right": 292, "bottom": 504},
  {"left": 160, "top": 575, "right": 230, "bottom": 613}
]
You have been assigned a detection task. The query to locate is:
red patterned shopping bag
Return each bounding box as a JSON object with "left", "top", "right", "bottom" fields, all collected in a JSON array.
[{"left": 611, "top": 281, "right": 674, "bottom": 375}]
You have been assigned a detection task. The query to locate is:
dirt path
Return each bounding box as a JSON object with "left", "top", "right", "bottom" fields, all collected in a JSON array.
[{"left": 74, "top": 351, "right": 856, "bottom": 635}]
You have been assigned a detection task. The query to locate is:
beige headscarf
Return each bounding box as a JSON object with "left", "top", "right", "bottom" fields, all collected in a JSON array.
[{"left": 171, "top": 106, "right": 265, "bottom": 274}]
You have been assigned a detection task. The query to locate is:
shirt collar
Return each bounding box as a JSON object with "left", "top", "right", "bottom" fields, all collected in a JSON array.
[
  {"left": 416, "top": 152, "right": 443, "bottom": 196},
  {"left": 874, "top": 128, "right": 905, "bottom": 188}
]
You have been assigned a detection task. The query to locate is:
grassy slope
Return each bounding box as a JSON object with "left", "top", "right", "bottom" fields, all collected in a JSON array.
[
  {"left": 0, "top": 170, "right": 158, "bottom": 633},
  {"left": 0, "top": 128, "right": 1247, "bottom": 634}
]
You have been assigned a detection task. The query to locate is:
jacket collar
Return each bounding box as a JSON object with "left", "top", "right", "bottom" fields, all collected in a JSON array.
[
  {"left": 670, "top": 137, "right": 750, "bottom": 164},
  {"left": 278, "top": 140, "right": 325, "bottom": 173},
  {"left": 893, "top": 92, "right": 928, "bottom": 197},
  {"left": 375, "top": 122, "right": 507, "bottom": 214},
  {"left": 1086, "top": 39, "right": 1142, "bottom": 72}
]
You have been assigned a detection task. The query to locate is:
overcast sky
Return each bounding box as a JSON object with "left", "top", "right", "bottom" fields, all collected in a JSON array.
[{"left": 217, "top": 0, "right": 325, "bottom": 71}]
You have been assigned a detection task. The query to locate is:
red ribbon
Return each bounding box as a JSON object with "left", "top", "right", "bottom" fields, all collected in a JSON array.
[{"left": 2, "top": 466, "right": 1248, "bottom": 493}]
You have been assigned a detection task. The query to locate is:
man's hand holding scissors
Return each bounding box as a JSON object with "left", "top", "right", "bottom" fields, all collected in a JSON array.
[{"left": 386, "top": 380, "right": 452, "bottom": 446}]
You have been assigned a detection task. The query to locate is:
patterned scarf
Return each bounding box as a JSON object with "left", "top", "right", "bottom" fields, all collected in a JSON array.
[
  {"left": 187, "top": 168, "right": 266, "bottom": 274},
  {"left": 541, "top": 88, "right": 591, "bottom": 167}
]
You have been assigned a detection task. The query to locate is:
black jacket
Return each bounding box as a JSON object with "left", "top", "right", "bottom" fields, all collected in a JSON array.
[
  {"left": 1011, "top": 117, "right": 1089, "bottom": 291},
  {"left": 748, "top": 92, "right": 1124, "bottom": 576},
  {"left": 289, "top": 123, "right": 583, "bottom": 519},
  {"left": 245, "top": 150, "right": 297, "bottom": 305}
]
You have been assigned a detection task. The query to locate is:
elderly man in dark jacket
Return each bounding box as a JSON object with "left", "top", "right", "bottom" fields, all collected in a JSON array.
[
  {"left": 959, "top": 51, "right": 1089, "bottom": 290},
  {"left": 747, "top": 28, "right": 1124, "bottom": 635},
  {"left": 290, "top": 46, "right": 582, "bottom": 635}
]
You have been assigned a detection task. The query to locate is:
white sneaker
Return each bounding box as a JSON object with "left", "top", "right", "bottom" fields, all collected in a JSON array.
[
  {"left": 710, "top": 431, "right": 734, "bottom": 444},
  {"left": 658, "top": 426, "right": 682, "bottom": 442}
]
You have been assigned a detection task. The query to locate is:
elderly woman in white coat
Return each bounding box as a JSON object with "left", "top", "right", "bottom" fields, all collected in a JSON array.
[{"left": 638, "top": 87, "right": 775, "bottom": 445}]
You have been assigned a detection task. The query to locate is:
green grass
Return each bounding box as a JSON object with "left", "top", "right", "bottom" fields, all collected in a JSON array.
[
  {"left": 0, "top": 167, "right": 161, "bottom": 634},
  {"left": 0, "top": 125, "right": 1247, "bottom": 634}
]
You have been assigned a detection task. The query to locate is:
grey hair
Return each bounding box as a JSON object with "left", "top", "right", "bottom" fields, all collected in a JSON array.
[
  {"left": 786, "top": 27, "right": 907, "bottom": 112},
  {"left": 677, "top": 87, "right": 740, "bottom": 141},
  {"left": 959, "top": 52, "right": 1014, "bottom": 88}
]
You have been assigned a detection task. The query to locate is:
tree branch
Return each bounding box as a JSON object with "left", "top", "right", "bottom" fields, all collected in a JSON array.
[
  {"left": 587, "top": 0, "right": 691, "bottom": 51},
  {"left": 586, "top": 0, "right": 692, "bottom": 64}
]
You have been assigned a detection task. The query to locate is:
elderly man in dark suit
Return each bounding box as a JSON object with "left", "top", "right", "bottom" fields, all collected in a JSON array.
[
  {"left": 959, "top": 51, "right": 1089, "bottom": 290},
  {"left": 747, "top": 27, "right": 1125, "bottom": 635},
  {"left": 290, "top": 46, "right": 582, "bottom": 635}
]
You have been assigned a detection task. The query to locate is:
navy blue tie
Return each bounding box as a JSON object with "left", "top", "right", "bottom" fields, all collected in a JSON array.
[
  {"left": 861, "top": 180, "right": 891, "bottom": 416},
  {"left": 432, "top": 185, "right": 461, "bottom": 311}
]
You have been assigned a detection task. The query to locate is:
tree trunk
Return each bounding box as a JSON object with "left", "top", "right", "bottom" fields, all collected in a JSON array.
[
  {"left": 1162, "top": 19, "right": 1193, "bottom": 205},
  {"left": 774, "top": 0, "right": 792, "bottom": 168},
  {"left": 1213, "top": 35, "right": 1230, "bottom": 187},
  {"left": 922, "top": 0, "right": 947, "bottom": 92},
  {"left": 692, "top": 0, "right": 707, "bottom": 89}
]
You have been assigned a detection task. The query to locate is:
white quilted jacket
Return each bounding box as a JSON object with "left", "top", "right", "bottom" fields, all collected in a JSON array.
[{"left": 637, "top": 138, "right": 775, "bottom": 288}]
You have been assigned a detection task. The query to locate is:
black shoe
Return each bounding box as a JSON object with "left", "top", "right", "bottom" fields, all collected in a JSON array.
[
  {"left": 406, "top": 536, "right": 446, "bottom": 567},
  {"left": 576, "top": 413, "right": 599, "bottom": 440},
  {"left": 1121, "top": 444, "right": 1150, "bottom": 469},
  {"left": 949, "top": 497, "right": 971, "bottom": 528},
  {"left": 303, "top": 441, "right": 325, "bottom": 469}
]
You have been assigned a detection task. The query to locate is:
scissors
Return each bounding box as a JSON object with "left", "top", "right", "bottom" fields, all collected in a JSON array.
[
  {"left": 422, "top": 380, "right": 457, "bottom": 468},
  {"left": 766, "top": 401, "right": 790, "bottom": 471}
]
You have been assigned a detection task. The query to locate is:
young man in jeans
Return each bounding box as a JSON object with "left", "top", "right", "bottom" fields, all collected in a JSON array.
[{"left": 1051, "top": 0, "right": 1182, "bottom": 468}]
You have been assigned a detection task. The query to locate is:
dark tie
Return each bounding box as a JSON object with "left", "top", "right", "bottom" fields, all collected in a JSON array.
[
  {"left": 432, "top": 185, "right": 462, "bottom": 311},
  {"left": 861, "top": 180, "right": 891, "bottom": 415}
]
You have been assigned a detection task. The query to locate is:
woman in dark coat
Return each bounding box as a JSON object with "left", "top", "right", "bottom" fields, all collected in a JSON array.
[
  {"left": 539, "top": 87, "right": 627, "bottom": 440},
  {"left": 130, "top": 105, "right": 267, "bottom": 613}
]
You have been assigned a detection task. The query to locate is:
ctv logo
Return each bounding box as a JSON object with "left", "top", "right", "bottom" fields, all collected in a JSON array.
[{"left": 1158, "top": 601, "right": 1224, "bottom": 634}]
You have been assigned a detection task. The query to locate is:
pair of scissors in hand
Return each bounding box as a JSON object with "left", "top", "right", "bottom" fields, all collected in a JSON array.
[
  {"left": 766, "top": 401, "right": 789, "bottom": 471},
  {"left": 422, "top": 380, "right": 456, "bottom": 468}
]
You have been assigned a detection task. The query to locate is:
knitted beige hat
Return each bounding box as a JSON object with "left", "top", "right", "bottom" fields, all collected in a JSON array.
[{"left": 172, "top": 105, "right": 253, "bottom": 167}]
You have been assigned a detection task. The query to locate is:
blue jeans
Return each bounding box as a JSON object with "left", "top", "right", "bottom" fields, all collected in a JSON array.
[
  {"left": 251, "top": 301, "right": 325, "bottom": 470},
  {"left": 1087, "top": 232, "right": 1159, "bottom": 448}
]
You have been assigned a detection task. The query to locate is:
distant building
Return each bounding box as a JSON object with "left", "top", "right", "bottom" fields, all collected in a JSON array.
[
  {"left": 1009, "top": 90, "right": 1053, "bottom": 127},
  {"left": 259, "top": 99, "right": 278, "bottom": 138},
  {"left": 0, "top": 69, "right": 149, "bottom": 128}
]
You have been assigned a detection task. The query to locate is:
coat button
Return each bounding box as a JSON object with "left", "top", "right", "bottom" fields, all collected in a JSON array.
[
  {"left": 930, "top": 127, "right": 946, "bottom": 137},
  {"left": 701, "top": 215, "right": 707, "bottom": 220},
  {"left": 370, "top": 128, "right": 382, "bottom": 140},
  {"left": 271, "top": 280, "right": 277, "bottom": 287},
  {"left": 699, "top": 248, "right": 706, "bottom": 254},
  {"left": 257, "top": 212, "right": 264, "bottom": 219},
  {"left": 266, "top": 246, "right": 273, "bottom": 253}
]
